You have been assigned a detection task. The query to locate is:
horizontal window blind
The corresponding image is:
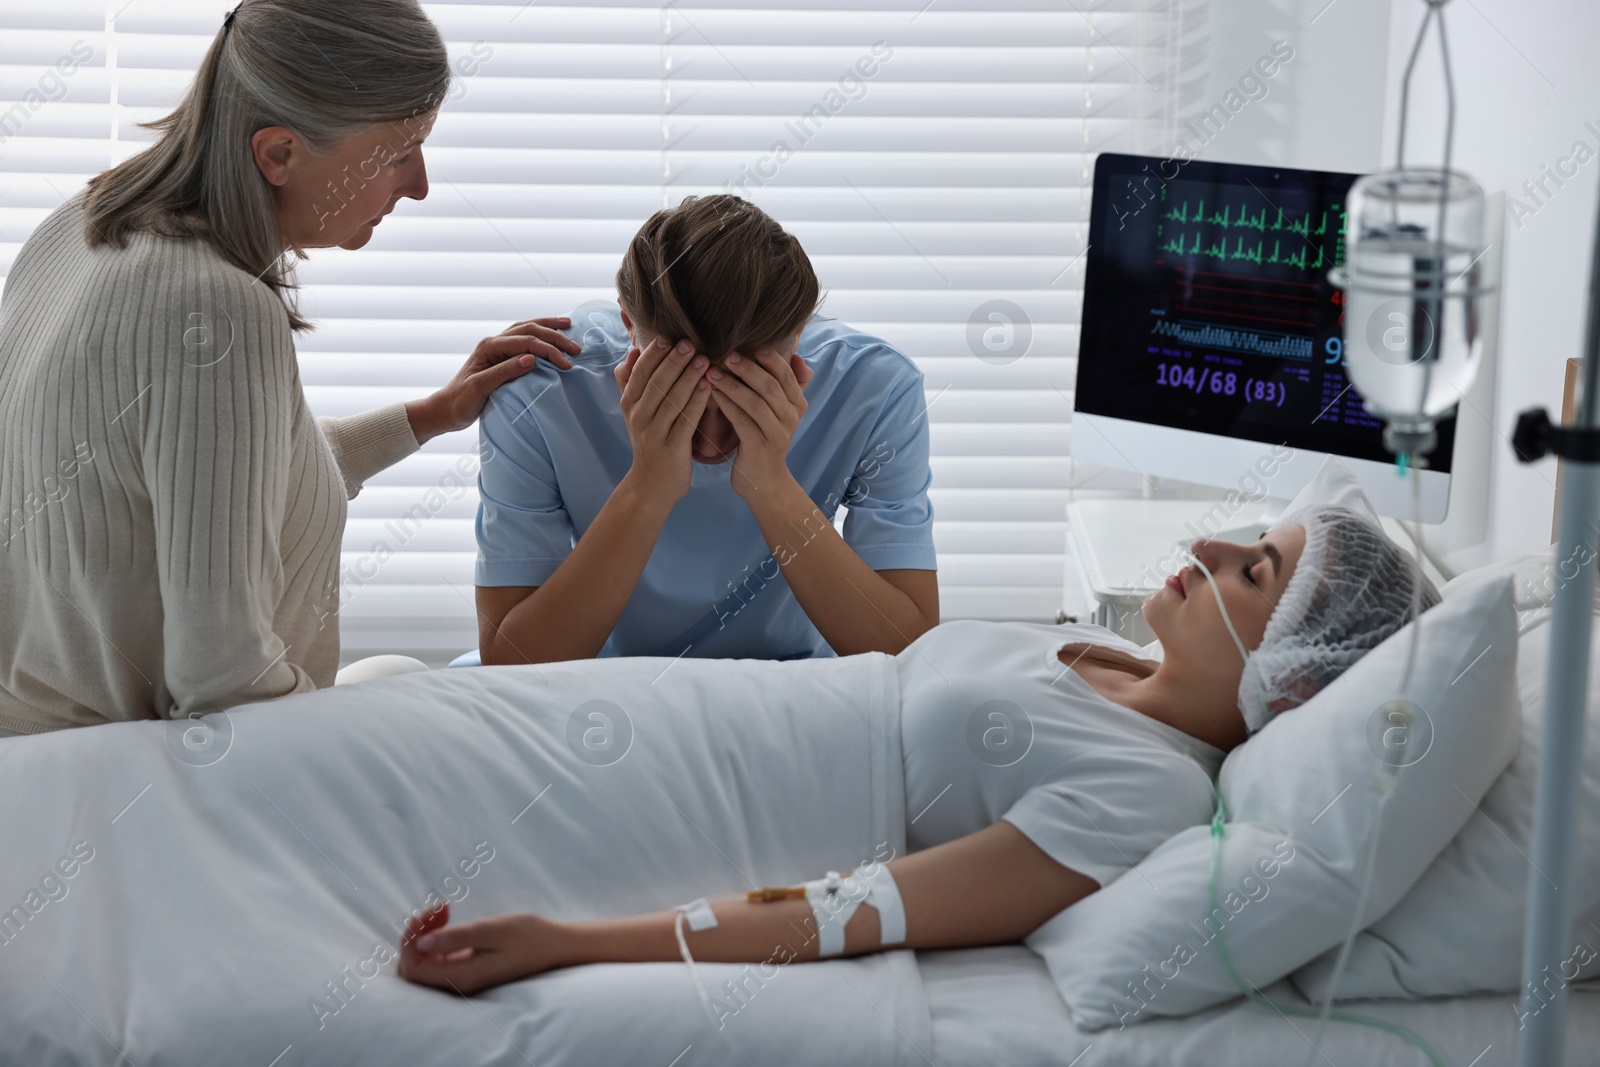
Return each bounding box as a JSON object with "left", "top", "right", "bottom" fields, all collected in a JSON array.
[{"left": 0, "top": 0, "right": 1203, "bottom": 665}]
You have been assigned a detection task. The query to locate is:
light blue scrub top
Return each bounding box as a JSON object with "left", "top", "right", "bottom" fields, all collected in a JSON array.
[{"left": 474, "top": 300, "right": 936, "bottom": 660}]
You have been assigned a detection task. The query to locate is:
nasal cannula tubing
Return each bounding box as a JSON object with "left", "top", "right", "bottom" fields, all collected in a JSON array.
[
  {"left": 1298, "top": 459, "right": 1433, "bottom": 1067},
  {"left": 1177, "top": 476, "right": 1444, "bottom": 1066}
]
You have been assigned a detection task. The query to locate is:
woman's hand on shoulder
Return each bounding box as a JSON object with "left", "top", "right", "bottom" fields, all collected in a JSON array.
[
  {"left": 398, "top": 900, "right": 571, "bottom": 995},
  {"left": 406, "top": 316, "right": 584, "bottom": 443}
]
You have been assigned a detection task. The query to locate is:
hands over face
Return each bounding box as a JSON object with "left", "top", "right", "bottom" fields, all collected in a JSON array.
[
  {"left": 707, "top": 350, "right": 812, "bottom": 502},
  {"left": 614, "top": 338, "right": 813, "bottom": 504},
  {"left": 616, "top": 338, "right": 713, "bottom": 502}
]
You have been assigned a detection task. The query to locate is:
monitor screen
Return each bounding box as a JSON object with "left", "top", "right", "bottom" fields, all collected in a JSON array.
[{"left": 1074, "top": 153, "right": 1456, "bottom": 474}]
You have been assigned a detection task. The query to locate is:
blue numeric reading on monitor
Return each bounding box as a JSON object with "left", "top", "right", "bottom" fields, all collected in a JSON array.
[{"left": 1074, "top": 153, "right": 1456, "bottom": 472}]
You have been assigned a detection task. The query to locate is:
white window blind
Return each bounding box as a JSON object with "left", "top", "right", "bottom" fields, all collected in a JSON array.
[{"left": 0, "top": 0, "right": 1202, "bottom": 665}]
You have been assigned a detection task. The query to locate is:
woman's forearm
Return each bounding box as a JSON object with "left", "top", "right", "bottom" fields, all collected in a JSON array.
[
  {"left": 563, "top": 895, "right": 870, "bottom": 970},
  {"left": 399, "top": 824, "right": 1097, "bottom": 995},
  {"left": 399, "top": 886, "right": 880, "bottom": 996},
  {"left": 567, "top": 824, "right": 1095, "bottom": 969},
  {"left": 487, "top": 474, "right": 674, "bottom": 664},
  {"left": 744, "top": 477, "right": 935, "bottom": 655}
]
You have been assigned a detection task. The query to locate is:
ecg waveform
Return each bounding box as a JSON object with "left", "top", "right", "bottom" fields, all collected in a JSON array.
[
  {"left": 1159, "top": 232, "right": 1329, "bottom": 272},
  {"left": 1158, "top": 199, "right": 1344, "bottom": 238},
  {"left": 1150, "top": 319, "right": 1313, "bottom": 361},
  {"left": 1155, "top": 196, "right": 1347, "bottom": 275}
]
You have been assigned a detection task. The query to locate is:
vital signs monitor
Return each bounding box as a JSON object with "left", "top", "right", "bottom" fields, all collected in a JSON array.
[{"left": 1072, "top": 153, "right": 1457, "bottom": 522}]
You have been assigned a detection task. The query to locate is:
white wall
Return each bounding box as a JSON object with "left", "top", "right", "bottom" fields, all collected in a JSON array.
[
  {"left": 1194, "top": 0, "right": 1393, "bottom": 175},
  {"left": 1380, "top": 0, "right": 1594, "bottom": 562},
  {"left": 1178, "top": 0, "right": 1579, "bottom": 567}
]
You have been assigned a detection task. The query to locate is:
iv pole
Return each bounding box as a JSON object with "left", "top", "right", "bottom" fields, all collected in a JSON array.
[
  {"left": 1511, "top": 180, "right": 1600, "bottom": 1067},
  {"left": 1363, "top": 4, "right": 1600, "bottom": 1061}
]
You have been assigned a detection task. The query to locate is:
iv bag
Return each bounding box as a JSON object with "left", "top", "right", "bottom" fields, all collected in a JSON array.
[{"left": 1332, "top": 169, "right": 1489, "bottom": 456}]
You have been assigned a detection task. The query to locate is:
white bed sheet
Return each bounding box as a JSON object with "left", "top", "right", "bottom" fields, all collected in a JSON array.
[
  {"left": 0, "top": 655, "right": 933, "bottom": 1067},
  {"left": 918, "top": 944, "right": 1600, "bottom": 1066}
]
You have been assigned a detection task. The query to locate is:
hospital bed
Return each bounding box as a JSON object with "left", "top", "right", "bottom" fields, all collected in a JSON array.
[
  {"left": 4, "top": 422, "right": 1598, "bottom": 1067},
  {"left": 921, "top": 946, "right": 1600, "bottom": 1067},
  {"left": 1, "top": 539, "right": 1594, "bottom": 1067}
]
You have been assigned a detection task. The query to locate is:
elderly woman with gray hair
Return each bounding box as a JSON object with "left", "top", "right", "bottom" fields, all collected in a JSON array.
[{"left": 0, "top": 0, "right": 577, "bottom": 736}]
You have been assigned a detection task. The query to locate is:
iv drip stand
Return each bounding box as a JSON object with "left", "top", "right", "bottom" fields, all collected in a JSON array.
[{"left": 1510, "top": 179, "right": 1600, "bottom": 1067}]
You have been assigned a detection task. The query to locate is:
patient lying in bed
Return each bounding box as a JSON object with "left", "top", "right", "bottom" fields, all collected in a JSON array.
[{"left": 396, "top": 508, "right": 1435, "bottom": 995}]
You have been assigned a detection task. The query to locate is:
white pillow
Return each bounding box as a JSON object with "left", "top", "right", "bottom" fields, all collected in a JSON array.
[
  {"left": 1027, "top": 575, "right": 1519, "bottom": 1030},
  {"left": 1442, "top": 544, "right": 1600, "bottom": 632},
  {"left": 1294, "top": 611, "right": 1600, "bottom": 1001},
  {"left": 1279, "top": 454, "right": 1383, "bottom": 526}
]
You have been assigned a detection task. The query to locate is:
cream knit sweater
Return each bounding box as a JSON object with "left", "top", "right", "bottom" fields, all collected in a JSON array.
[{"left": 0, "top": 198, "right": 420, "bottom": 733}]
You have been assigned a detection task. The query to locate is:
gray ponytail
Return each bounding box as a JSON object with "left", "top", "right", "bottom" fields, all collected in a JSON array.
[{"left": 84, "top": 0, "right": 450, "bottom": 331}]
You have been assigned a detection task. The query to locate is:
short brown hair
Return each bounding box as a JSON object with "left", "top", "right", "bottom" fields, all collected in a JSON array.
[{"left": 616, "top": 194, "right": 821, "bottom": 360}]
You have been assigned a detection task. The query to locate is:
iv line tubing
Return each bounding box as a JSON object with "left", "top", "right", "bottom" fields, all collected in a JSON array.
[
  {"left": 1207, "top": 789, "right": 1447, "bottom": 1067},
  {"left": 1306, "top": 466, "right": 1428, "bottom": 1064},
  {"left": 1183, "top": 527, "right": 1442, "bottom": 1067}
]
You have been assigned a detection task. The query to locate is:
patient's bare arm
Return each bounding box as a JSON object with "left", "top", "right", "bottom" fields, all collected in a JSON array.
[{"left": 397, "top": 821, "right": 1096, "bottom": 996}]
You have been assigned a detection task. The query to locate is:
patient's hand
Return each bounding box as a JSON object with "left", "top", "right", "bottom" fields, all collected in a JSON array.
[{"left": 398, "top": 901, "right": 569, "bottom": 995}]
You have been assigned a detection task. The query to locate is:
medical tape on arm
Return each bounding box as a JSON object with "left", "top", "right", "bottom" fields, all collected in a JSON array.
[
  {"left": 805, "top": 871, "right": 861, "bottom": 957},
  {"left": 676, "top": 897, "right": 719, "bottom": 932},
  {"left": 859, "top": 863, "right": 906, "bottom": 945},
  {"left": 803, "top": 865, "right": 907, "bottom": 958},
  {"left": 673, "top": 898, "right": 720, "bottom": 1024}
]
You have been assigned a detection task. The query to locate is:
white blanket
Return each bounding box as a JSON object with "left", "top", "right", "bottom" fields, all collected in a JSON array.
[{"left": 0, "top": 654, "right": 934, "bottom": 1067}]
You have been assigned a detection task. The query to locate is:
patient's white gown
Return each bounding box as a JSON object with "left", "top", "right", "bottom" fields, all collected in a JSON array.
[{"left": 896, "top": 620, "right": 1221, "bottom": 886}]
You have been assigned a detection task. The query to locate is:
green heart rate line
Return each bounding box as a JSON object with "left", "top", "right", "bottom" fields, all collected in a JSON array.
[
  {"left": 1159, "top": 231, "right": 1330, "bottom": 272},
  {"left": 1158, "top": 199, "right": 1345, "bottom": 238}
]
